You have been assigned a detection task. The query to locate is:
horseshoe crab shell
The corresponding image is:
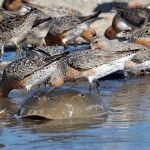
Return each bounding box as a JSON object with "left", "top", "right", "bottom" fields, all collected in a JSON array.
[{"left": 18, "top": 88, "right": 107, "bottom": 120}]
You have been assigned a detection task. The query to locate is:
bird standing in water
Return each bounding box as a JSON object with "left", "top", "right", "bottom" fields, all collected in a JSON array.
[
  {"left": 0, "top": 50, "right": 69, "bottom": 97},
  {"left": 0, "top": 8, "right": 40, "bottom": 61}
]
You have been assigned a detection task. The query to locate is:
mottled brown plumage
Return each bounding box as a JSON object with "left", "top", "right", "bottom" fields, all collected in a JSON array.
[
  {"left": 0, "top": 50, "right": 69, "bottom": 97},
  {"left": 117, "top": 22, "right": 150, "bottom": 48},
  {"left": 105, "top": 7, "right": 150, "bottom": 39}
]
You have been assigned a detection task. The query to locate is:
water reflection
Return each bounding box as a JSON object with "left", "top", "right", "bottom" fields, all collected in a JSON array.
[
  {"left": 108, "top": 76, "right": 150, "bottom": 123},
  {"left": 0, "top": 76, "right": 149, "bottom": 150},
  {"left": 19, "top": 115, "right": 107, "bottom": 132}
]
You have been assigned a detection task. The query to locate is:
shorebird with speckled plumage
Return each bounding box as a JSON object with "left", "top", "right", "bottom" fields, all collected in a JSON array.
[
  {"left": 0, "top": 8, "right": 27, "bottom": 22},
  {"left": 91, "top": 36, "right": 150, "bottom": 75},
  {"left": 44, "top": 11, "right": 101, "bottom": 47},
  {"left": 30, "top": 44, "right": 140, "bottom": 93},
  {"left": 2, "top": 0, "right": 82, "bottom": 17},
  {"left": 128, "top": 1, "right": 150, "bottom": 9},
  {"left": 0, "top": 43, "right": 140, "bottom": 97},
  {"left": 21, "top": 20, "right": 51, "bottom": 49},
  {"left": 20, "top": 12, "right": 98, "bottom": 49},
  {"left": 0, "top": 50, "right": 69, "bottom": 97},
  {"left": 0, "top": 7, "right": 55, "bottom": 61},
  {"left": 90, "top": 35, "right": 144, "bottom": 51},
  {"left": 105, "top": 7, "right": 150, "bottom": 40},
  {"left": 2, "top": 0, "right": 97, "bottom": 47},
  {"left": 117, "top": 22, "right": 150, "bottom": 48},
  {"left": 0, "top": 8, "right": 40, "bottom": 61}
]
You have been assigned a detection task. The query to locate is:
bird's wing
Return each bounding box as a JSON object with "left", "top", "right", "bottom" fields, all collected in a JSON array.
[
  {"left": 115, "top": 7, "right": 150, "bottom": 27},
  {"left": 49, "top": 11, "right": 101, "bottom": 35},
  {"left": 132, "top": 48, "right": 150, "bottom": 63},
  {"left": 0, "top": 8, "right": 36, "bottom": 33},
  {"left": 68, "top": 48, "right": 139, "bottom": 70},
  {"left": 2, "top": 51, "right": 69, "bottom": 80}
]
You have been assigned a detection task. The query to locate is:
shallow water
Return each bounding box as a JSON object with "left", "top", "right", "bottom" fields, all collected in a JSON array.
[{"left": 0, "top": 52, "right": 150, "bottom": 149}]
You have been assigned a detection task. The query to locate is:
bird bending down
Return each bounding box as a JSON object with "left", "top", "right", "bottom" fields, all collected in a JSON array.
[
  {"left": 105, "top": 7, "right": 150, "bottom": 39},
  {"left": 45, "top": 11, "right": 102, "bottom": 48},
  {"left": 32, "top": 45, "right": 140, "bottom": 93},
  {"left": 0, "top": 50, "right": 69, "bottom": 97},
  {"left": 91, "top": 36, "right": 150, "bottom": 75},
  {"left": 0, "top": 8, "right": 40, "bottom": 61},
  {"left": 21, "top": 19, "right": 51, "bottom": 54},
  {"left": 117, "top": 22, "right": 150, "bottom": 48}
]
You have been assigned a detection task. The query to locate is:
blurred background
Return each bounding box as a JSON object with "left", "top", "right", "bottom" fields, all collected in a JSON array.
[{"left": 0, "top": 0, "right": 149, "bottom": 14}]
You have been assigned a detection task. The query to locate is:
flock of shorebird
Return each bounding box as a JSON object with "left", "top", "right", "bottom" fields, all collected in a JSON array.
[{"left": 0, "top": 0, "right": 149, "bottom": 98}]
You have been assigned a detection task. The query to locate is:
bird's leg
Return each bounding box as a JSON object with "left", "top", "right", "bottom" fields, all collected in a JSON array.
[
  {"left": 71, "top": 79, "right": 79, "bottom": 86},
  {"left": 0, "top": 54, "right": 2, "bottom": 62},
  {"left": 44, "top": 79, "right": 49, "bottom": 87},
  {"left": 123, "top": 70, "right": 129, "bottom": 80},
  {"left": 89, "top": 82, "right": 92, "bottom": 93},
  {"left": 96, "top": 81, "right": 100, "bottom": 95},
  {"left": 0, "top": 43, "right": 4, "bottom": 62},
  {"left": 0, "top": 108, "right": 7, "bottom": 119},
  {"left": 0, "top": 52, "right": 2, "bottom": 62},
  {"left": 25, "top": 47, "right": 29, "bottom": 58},
  {"left": 40, "top": 39, "right": 47, "bottom": 47},
  {"left": 63, "top": 43, "right": 68, "bottom": 50},
  {"left": 15, "top": 44, "right": 23, "bottom": 59}
]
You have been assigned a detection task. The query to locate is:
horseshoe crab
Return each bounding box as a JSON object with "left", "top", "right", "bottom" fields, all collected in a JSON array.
[{"left": 18, "top": 88, "right": 107, "bottom": 120}]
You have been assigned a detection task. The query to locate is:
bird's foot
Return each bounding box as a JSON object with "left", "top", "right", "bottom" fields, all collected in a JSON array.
[
  {"left": 15, "top": 45, "right": 24, "bottom": 59},
  {"left": 96, "top": 81, "right": 100, "bottom": 95},
  {"left": 123, "top": 71, "right": 129, "bottom": 81},
  {"left": 89, "top": 81, "right": 100, "bottom": 95},
  {"left": 0, "top": 108, "right": 7, "bottom": 119},
  {"left": 0, "top": 55, "right": 2, "bottom": 62}
]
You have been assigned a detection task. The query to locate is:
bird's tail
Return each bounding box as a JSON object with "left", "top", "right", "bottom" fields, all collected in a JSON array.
[
  {"left": 48, "top": 51, "right": 69, "bottom": 62},
  {"left": 82, "top": 11, "right": 102, "bottom": 23}
]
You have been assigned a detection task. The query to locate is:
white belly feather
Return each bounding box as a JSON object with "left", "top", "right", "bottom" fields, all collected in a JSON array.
[
  {"left": 88, "top": 53, "right": 135, "bottom": 83},
  {"left": 24, "top": 64, "right": 56, "bottom": 90}
]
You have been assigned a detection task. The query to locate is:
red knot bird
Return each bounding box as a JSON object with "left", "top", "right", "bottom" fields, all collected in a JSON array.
[
  {"left": 2, "top": 0, "right": 82, "bottom": 17},
  {"left": 0, "top": 8, "right": 40, "bottom": 61},
  {"left": 117, "top": 22, "right": 150, "bottom": 48},
  {"left": 0, "top": 43, "right": 139, "bottom": 96},
  {"left": 127, "top": 0, "right": 150, "bottom": 9},
  {"left": 0, "top": 8, "right": 54, "bottom": 61},
  {"left": 45, "top": 11, "right": 102, "bottom": 48},
  {"left": 21, "top": 19, "right": 51, "bottom": 49},
  {"left": 91, "top": 36, "right": 150, "bottom": 75},
  {"left": 0, "top": 50, "right": 69, "bottom": 97},
  {"left": 31, "top": 44, "right": 140, "bottom": 93},
  {"left": 105, "top": 6, "right": 150, "bottom": 40}
]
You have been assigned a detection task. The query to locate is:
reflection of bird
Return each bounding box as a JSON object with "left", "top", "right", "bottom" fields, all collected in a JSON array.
[
  {"left": 0, "top": 50, "right": 69, "bottom": 97},
  {"left": 45, "top": 11, "right": 101, "bottom": 48},
  {"left": 105, "top": 7, "right": 150, "bottom": 39},
  {"left": 117, "top": 23, "right": 150, "bottom": 48},
  {"left": 0, "top": 8, "right": 40, "bottom": 61}
]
